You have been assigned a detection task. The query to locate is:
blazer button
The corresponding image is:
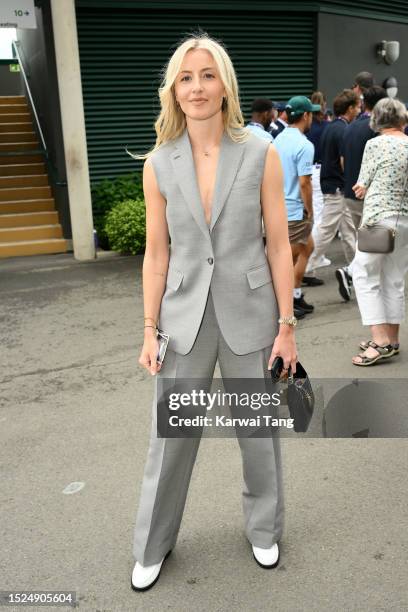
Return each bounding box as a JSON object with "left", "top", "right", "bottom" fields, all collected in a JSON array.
[{"left": 207, "top": 257, "right": 214, "bottom": 265}]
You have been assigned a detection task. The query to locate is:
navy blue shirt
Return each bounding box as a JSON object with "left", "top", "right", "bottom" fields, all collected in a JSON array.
[
  {"left": 306, "top": 118, "right": 329, "bottom": 163},
  {"left": 341, "top": 116, "right": 376, "bottom": 199},
  {"left": 320, "top": 118, "right": 348, "bottom": 194}
]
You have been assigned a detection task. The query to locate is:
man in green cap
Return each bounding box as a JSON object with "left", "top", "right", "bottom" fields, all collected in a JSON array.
[{"left": 274, "top": 95, "right": 320, "bottom": 316}]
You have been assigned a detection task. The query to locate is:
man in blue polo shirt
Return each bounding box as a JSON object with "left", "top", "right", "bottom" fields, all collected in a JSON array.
[{"left": 275, "top": 95, "right": 320, "bottom": 316}]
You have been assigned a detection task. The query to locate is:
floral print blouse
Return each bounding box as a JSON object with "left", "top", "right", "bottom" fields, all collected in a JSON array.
[{"left": 357, "top": 134, "right": 408, "bottom": 226}]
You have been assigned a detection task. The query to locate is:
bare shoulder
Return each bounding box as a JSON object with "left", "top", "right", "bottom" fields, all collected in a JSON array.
[{"left": 263, "top": 143, "right": 282, "bottom": 173}]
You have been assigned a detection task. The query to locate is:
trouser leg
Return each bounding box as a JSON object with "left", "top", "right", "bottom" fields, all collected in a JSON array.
[
  {"left": 133, "top": 290, "right": 219, "bottom": 566},
  {"left": 353, "top": 217, "right": 408, "bottom": 326},
  {"left": 344, "top": 196, "right": 363, "bottom": 231},
  {"left": 217, "top": 334, "right": 284, "bottom": 548},
  {"left": 380, "top": 216, "right": 408, "bottom": 324},
  {"left": 353, "top": 248, "right": 386, "bottom": 326},
  {"left": 308, "top": 192, "right": 344, "bottom": 269},
  {"left": 339, "top": 200, "right": 357, "bottom": 263},
  {"left": 311, "top": 164, "right": 324, "bottom": 242}
]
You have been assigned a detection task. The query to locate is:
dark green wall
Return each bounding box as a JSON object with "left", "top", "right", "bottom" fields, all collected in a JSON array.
[{"left": 76, "top": 8, "right": 316, "bottom": 180}]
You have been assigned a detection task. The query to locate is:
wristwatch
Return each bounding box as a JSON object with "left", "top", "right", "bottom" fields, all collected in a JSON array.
[{"left": 278, "top": 316, "right": 297, "bottom": 327}]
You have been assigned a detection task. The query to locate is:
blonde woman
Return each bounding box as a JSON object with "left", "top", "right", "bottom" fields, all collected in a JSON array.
[{"left": 131, "top": 34, "right": 297, "bottom": 591}]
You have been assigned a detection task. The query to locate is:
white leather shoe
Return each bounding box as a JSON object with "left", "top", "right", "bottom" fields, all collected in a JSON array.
[
  {"left": 131, "top": 550, "right": 172, "bottom": 591},
  {"left": 252, "top": 542, "right": 280, "bottom": 569}
]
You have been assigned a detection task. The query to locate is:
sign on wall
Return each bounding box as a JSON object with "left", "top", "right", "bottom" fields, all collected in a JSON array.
[{"left": 0, "top": 0, "right": 36, "bottom": 29}]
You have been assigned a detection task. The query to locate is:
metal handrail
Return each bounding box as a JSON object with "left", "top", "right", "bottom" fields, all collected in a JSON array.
[
  {"left": 12, "top": 40, "right": 47, "bottom": 153},
  {"left": 10, "top": 40, "right": 67, "bottom": 187}
]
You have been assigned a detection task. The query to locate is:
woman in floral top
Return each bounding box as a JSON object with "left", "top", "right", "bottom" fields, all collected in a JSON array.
[{"left": 351, "top": 97, "right": 408, "bottom": 366}]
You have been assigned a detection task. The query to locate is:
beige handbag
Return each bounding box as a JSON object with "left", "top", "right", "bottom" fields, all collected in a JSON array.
[{"left": 357, "top": 158, "right": 408, "bottom": 254}]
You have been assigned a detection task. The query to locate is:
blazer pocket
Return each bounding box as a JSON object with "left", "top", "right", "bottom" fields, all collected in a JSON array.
[
  {"left": 166, "top": 267, "right": 184, "bottom": 292},
  {"left": 246, "top": 263, "right": 272, "bottom": 289},
  {"left": 230, "top": 177, "right": 260, "bottom": 190}
]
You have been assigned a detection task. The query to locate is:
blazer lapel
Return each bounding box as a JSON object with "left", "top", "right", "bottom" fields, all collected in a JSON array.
[
  {"left": 210, "top": 132, "right": 244, "bottom": 231},
  {"left": 170, "top": 129, "right": 210, "bottom": 241},
  {"left": 170, "top": 129, "right": 245, "bottom": 237}
]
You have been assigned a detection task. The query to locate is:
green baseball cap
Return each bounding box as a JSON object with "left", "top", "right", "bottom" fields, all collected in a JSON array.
[{"left": 285, "top": 95, "right": 321, "bottom": 117}]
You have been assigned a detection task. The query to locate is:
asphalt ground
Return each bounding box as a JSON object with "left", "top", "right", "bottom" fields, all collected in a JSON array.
[{"left": 1, "top": 239, "right": 407, "bottom": 612}]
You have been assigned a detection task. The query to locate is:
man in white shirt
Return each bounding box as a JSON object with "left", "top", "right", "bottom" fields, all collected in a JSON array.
[{"left": 271, "top": 103, "right": 288, "bottom": 138}]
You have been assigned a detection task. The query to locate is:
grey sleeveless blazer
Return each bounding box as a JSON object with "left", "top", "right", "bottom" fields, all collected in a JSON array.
[{"left": 150, "top": 128, "right": 279, "bottom": 355}]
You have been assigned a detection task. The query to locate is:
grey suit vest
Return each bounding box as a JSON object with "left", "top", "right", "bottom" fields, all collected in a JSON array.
[{"left": 150, "top": 128, "right": 279, "bottom": 355}]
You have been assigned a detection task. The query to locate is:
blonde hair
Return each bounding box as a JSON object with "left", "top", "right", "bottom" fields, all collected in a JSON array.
[{"left": 131, "top": 33, "right": 247, "bottom": 159}]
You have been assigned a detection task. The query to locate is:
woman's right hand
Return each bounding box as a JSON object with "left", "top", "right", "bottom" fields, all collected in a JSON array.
[{"left": 138, "top": 328, "right": 161, "bottom": 376}]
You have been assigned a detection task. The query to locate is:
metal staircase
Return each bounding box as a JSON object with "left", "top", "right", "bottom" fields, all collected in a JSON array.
[{"left": 0, "top": 95, "right": 68, "bottom": 257}]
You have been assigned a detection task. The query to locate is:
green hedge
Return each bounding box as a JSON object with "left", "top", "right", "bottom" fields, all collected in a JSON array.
[
  {"left": 104, "top": 198, "right": 146, "bottom": 255},
  {"left": 91, "top": 173, "right": 144, "bottom": 249}
]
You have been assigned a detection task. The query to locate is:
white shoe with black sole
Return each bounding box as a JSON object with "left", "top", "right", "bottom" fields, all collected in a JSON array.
[
  {"left": 252, "top": 543, "right": 280, "bottom": 569},
  {"left": 131, "top": 550, "right": 172, "bottom": 592},
  {"left": 335, "top": 267, "right": 352, "bottom": 302}
]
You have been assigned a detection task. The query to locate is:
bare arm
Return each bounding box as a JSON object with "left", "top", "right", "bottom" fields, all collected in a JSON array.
[
  {"left": 299, "top": 174, "right": 313, "bottom": 217},
  {"left": 138, "top": 158, "right": 170, "bottom": 375},
  {"left": 261, "top": 145, "right": 297, "bottom": 373}
]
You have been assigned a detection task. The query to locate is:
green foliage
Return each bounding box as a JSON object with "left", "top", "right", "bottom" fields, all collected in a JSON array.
[
  {"left": 91, "top": 173, "right": 143, "bottom": 249},
  {"left": 104, "top": 198, "right": 146, "bottom": 255}
]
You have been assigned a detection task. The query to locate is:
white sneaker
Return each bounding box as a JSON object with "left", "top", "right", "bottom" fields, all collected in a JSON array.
[
  {"left": 320, "top": 256, "right": 332, "bottom": 268},
  {"left": 305, "top": 255, "right": 331, "bottom": 274},
  {"left": 252, "top": 543, "right": 280, "bottom": 569},
  {"left": 131, "top": 550, "right": 171, "bottom": 591}
]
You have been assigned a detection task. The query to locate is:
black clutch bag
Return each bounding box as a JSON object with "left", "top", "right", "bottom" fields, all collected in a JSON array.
[{"left": 271, "top": 357, "right": 315, "bottom": 433}]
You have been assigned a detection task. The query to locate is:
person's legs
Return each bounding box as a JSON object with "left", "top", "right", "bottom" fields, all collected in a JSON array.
[
  {"left": 344, "top": 197, "right": 363, "bottom": 231},
  {"left": 133, "top": 290, "right": 219, "bottom": 566},
  {"left": 380, "top": 216, "right": 408, "bottom": 348},
  {"left": 307, "top": 192, "right": 343, "bottom": 271},
  {"left": 386, "top": 324, "right": 400, "bottom": 345},
  {"left": 381, "top": 217, "right": 408, "bottom": 326},
  {"left": 351, "top": 248, "right": 386, "bottom": 326},
  {"left": 351, "top": 242, "right": 400, "bottom": 365},
  {"left": 294, "top": 235, "right": 314, "bottom": 288},
  {"left": 217, "top": 335, "right": 284, "bottom": 549},
  {"left": 311, "top": 164, "right": 324, "bottom": 239},
  {"left": 338, "top": 199, "right": 357, "bottom": 264}
]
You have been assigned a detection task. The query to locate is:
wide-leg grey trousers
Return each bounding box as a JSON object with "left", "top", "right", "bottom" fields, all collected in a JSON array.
[{"left": 133, "top": 289, "right": 285, "bottom": 566}]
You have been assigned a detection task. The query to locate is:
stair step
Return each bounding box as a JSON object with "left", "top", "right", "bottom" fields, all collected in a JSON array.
[
  {"left": 0, "top": 104, "right": 29, "bottom": 114},
  {"left": 0, "top": 211, "right": 58, "bottom": 227},
  {"left": 0, "top": 163, "right": 46, "bottom": 176},
  {"left": 0, "top": 132, "right": 37, "bottom": 143},
  {"left": 0, "top": 142, "right": 39, "bottom": 152},
  {"left": 0, "top": 237, "right": 68, "bottom": 258},
  {"left": 0, "top": 154, "right": 44, "bottom": 165},
  {"left": 0, "top": 175, "right": 49, "bottom": 188},
  {"left": 0, "top": 224, "right": 63, "bottom": 242},
  {"left": 0, "top": 186, "right": 51, "bottom": 201},
  {"left": 0, "top": 198, "right": 55, "bottom": 213},
  {"left": 0, "top": 96, "right": 27, "bottom": 105},
  {"left": 0, "top": 122, "right": 33, "bottom": 133},
  {"left": 0, "top": 113, "right": 31, "bottom": 124},
  {"left": 0, "top": 102, "right": 28, "bottom": 115}
]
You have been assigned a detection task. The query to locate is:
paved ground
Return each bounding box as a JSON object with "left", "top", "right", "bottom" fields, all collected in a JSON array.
[{"left": 1, "top": 241, "right": 407, "bottom": 612}]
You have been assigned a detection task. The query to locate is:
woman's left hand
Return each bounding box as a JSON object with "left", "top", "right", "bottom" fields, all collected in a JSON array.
[
  {"left": 268, "top": 329, "right": 298, "bottom": 376},
  {"left": 352, "top": 183, "right": 366, "bottom": 199}
]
